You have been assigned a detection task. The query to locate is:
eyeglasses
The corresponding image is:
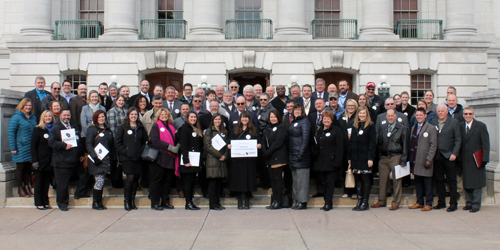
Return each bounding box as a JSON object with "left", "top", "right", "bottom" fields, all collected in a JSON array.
[
  {"left": 236, "top": 103, "right": 245, "bottom": 106},
  {"left": 53, "top": 88, "right": 61, "bottom": 90},
  {"left": 464, "top": 113, "right": 474, "bottom": 115},
  {"left": 230, "top": 86, "right": 238, "bottom": 89},
  {"left": 193, "top": 100, "right": 202, "bottom": 103},
  {"left": 386, "top": 103, "right": 395, "bottom": 106},
  {"left": 260, "top": 99, "right": 268, "bottom": 101}
]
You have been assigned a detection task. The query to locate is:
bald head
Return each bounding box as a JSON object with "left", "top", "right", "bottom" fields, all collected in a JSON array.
[{"left": 236, "top": 96, "right": 246, "bottom": 112}]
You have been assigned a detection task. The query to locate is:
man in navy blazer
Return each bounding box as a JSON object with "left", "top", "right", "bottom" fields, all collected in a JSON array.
[
  {"left": 311, "top": 78, "right": 329, "bottom": 103},
  {"left": 229, "top": 96, "right": 259, "bottom": 134},
  {"left": 24, "top": 76, "right": 50, "bottom": 123}
]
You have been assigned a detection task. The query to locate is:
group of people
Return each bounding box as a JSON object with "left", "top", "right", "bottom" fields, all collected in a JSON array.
[{"left": 8, "top": 76, "right": 490, "bottom": 213}]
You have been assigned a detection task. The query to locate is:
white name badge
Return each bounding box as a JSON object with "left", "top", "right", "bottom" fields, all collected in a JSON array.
[
  {"left": 404, "top": 112, "right": 408, "bottom": 116},
  {"left": 342, "top": 117, "right": 347, "bottom": 121},
  {"left": 160, "top": 127, "right": 166, "bottom": 132},
  {"left": 381, "top": 120, "right": 386, "bottom": 125},
  {"left": 294, "top": 123, "right": 298, "bottom": 127},
  {"left": 192, "top": 132, "right": 197, "bottom": 137},
  {"left": 246, "top": 134, "right": 251, "bottom": 139},
  {"left": 273, "top": 127, "right": 277, "bottom": 132},
  {"left": 252, "top": 106, "right": 256, "bottom": 111},
  {"left": 175, "top": 109, "right": 180, "bottom": 114},
  {"left": 127, "top": 130, "right": 133, "bottom": 135},
  {"left": 423, "top": 132, "right": 428, "bottom": 137},
  {"left": 373, "top": 106, "right": 377, "bottom": 110},
  {"left": 359, "top": 130, "right": 364, "bottom": 135},
  {"left": 99, "top": 133, "right": 104, "bottom": 137},
  {"left": 397, "top": 117, "right": 402, "bottom": 123},
  {"left": 258, "top": 115, "right": 261, "bottom": 120},
  {"left": 43, "top": 133, "right": 49, "bottom": 139},
  {"left": 233, "top": 121, "right": 238, "bottom": 124},
  {"left": 325, "top": 132, "right": 331, "bottom": 137},
  {"left": 387, "top": 132, "right": 391, "bottom": 137}
]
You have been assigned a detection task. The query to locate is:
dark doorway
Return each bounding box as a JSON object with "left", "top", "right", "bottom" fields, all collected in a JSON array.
[
  {"left": 145, "top": 72, "right": 184, "bottom": 95},
  {"left": 229, "top": 72, "right": 269, "bottom": 95},
  {"left": 315, "top": 72, "right": 353, "bottom": 92}
]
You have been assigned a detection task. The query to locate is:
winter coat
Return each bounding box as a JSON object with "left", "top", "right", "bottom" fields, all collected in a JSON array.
[
  {"left": 460, "top": 119, "right": 490, "bottom": 189},
  {"left": 312, "top": 124, "right": 343, "bottom": 172},
  {"left": 8, "top": 110, "right": 36, "bottom": 163},
  {"left": 48, "top": 122, "right": 84, "bottom": 168},
  {"left": 229, "top": 128, "right": 259, "bottom": 192},
  {"left": 114, "top": 123, "right": 148, "bottom": 162},
  {"left": 149, "top": 122, "right": 177, "bottom": 170},
  {"left": 203, "top": 126, "right": 229, "bottom": 178},
  {"left": 348, "top": 122, "right": 376, "bottom": 173},
  {"left": 411, "top": 122, "right": 438, "bottom": 177},
  {"left": 262, "top": 123, "right": 288, "bottom": 166},
  {"left": 288, "top": 115, "right": 311, "bottom": 169},
  {"left": 178, "top": 123, "right": 203, "bottom": 174},
  {"left": 107, "top": 106, "right": 127, "bottom": 137},
  {"left": 85, "top": 125, "right": 115, "bottom": 175},
  {"left": 80, "top": 104, "right": 106, "bottom": 137},
  {"left": 31, "top": 126, "right": 53, "bottom": 171}
]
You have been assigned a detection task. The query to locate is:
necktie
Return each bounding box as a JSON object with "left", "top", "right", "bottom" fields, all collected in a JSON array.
[
  {"left": 289, "top": 115, "right": 292, "bottom": 124},
  {"left": 169, "top": 102, "right": 173, "bottom": 111},
  {"left": 305, "top": 99, "right": 310, "bottom": 114},
  {"left": 65, "top": 123, "right": 70, "bottom": 129},
  {"left": 417, "top": 125, "right": 422, "bottom": 135},
  {"left": 317, "top": 113, "right": 321, "bottom": 125},
  {"left": 467, "top": 126, "right": 470, "bottom": 134},
  {"left": 389, "top": 125, "right": 393, "bottom": 133}
]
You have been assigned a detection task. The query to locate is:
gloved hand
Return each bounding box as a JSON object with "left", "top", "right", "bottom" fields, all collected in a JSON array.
[
  {"left": 32, "top": 162, "right": 39, "bottom": 170},
  {"left": 94, "top": 158, "right": 102, "bottom": 166},
  {"left": 425, "top": 160, "right": 432, "bottom": 168},
  {"left": 168, "top": 144, "right": 180, "bottom": 154},
  {"left": 481, "top": 161, "right": 488, "bottom": 168},
  {"left": 297, "top": 155, "right": 303, "bottom": 161}
]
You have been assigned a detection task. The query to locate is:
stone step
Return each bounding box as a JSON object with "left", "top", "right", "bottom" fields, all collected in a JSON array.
[{"left": 6, "top": 195, "right": 495, "bottom": 208}]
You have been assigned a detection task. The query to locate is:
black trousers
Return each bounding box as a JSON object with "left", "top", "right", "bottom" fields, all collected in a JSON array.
[
  {"left": 321, "top": 170, "right": 336, "bottom": 204},
  {"left": 434, "top": 157, "right": 458, "bottom": 207},
  {"left": 314, "top": 170, "right": 325, "bottom": 194},
  {"left": 110, "top": 161, "right": 123, "bottom": 187},
  {"left": 34, "top": 170, "right": 52, "bottom": 206},
  {"left": 257, "top": 156, "right": 270, "bottom": 187},
  {"left": 208, "top": 178, "right": 222, "bottom": 207},
  {"left": 176, "top": 176, "right": 184, "bottom": 192},
  {"left": 74, "top": 162, "right": 90, "bottom": 197},
  {"left": 182, "top": 173, "right": 197, "bottom": 202},
  {"left": 140, "top": 161, "right": 150, "bottom": 187},
  {"left": 54, "top": 167, "right": 74, "bottom": 209},
  {"left": 415, "top": 175, "right": 433, "bottom": 206},
  {"left": 267, "top": 166, "right": 284, "bottom": 202},
  {"left": 283, "top": 165, "right": 293, "bottom": 194},
  {"left": 148, "top": 163, "right": 175, "bottom": 206},
  {"left": 465, "top": 188, "right": 482, "bottom": 210}
]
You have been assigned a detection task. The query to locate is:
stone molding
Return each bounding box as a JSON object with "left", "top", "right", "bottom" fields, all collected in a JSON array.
[
  {"left": 331, "top": 51, "right": 344, "bottom": 68},
  {"left": 154, "top": 51, "right": 168, "bottom": 69},
  {"left": 243, "top": 51, "right": 255, "bottom": 68}
]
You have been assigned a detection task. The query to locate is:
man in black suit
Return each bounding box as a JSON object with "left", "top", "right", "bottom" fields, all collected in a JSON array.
[
  {"left": 282, "top": 99, "right": 295, "bottom": 130},
  {"left": 308, "top": 98, "right": 328, "bottom": 198},
  {"left": 199, "top": 100, "right": 230, "bottom": 130},
  {"left": 338, "top": 79, "right": 358, "bottom": 109},
  {"left": 294, "top": 84, "right": 316, "bottom": 117},
  {"left": 24, "top": 76, "right": 50, "bottom": 123},
  {"left": 460, "top": 107, "right": 489, "bottom": 212},
  {"left": 430, "top": 104, "right": 462, "bottom": 212},
  {"left": 271, "top": 85, "right": 288, "bottom": 118},
  {"left": 311, "top": 78, "right": 329, "bottom": 103},
  {"left": 229, "top": 96, "right": 259, "bottom": 134},
  {"left": 163, "top": 86, "right": 182, "bottom": 120},
  {"left": 41, "top": 81, "right": 69, "bottom": 111},
  {"left": 365, "top": 81, "right": 384, "bottom": 115},
  {"left": 97, "top": 82, "right": 113, "bottom": 111},
  {"left": 127, "top": 80, "right": 153, "bottom": 109}
]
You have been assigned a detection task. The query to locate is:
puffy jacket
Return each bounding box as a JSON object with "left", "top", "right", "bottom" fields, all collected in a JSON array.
[
  {"left": 85, "top": 124, "right": 115, "bottom": 175},
  {"left": 377, "top": 122, "right": 408, "bottom": 166},
  {"left": 312, "top": 124, "right": 343, "bottom": 172},
  {"left": 8, "top": 110, "right": 36, "bottom": 163},
  {"left": 256, "top": 104, "right": 276, "bottom": 132},
  {"left": 114, "top": 123, "right": 148, "bottom": 162},
  {"left": 288, "top": 115, "right": 311, "bottom": 169},
  {"left": 262, "top": 123, "right": 288, "bottom": 166}
]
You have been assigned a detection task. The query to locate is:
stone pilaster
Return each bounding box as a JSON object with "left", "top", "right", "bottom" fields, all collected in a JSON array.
[
  {"left": 188, "top": 0, "right": 224, "bottom": 38},
  {"left": 275, "top": 0, "right": 308, "bottom": 35},
  {"left": 99, "top": 0, "right": 138, "bottom": 40},
  {"left": 358, "top": 0, "right": 398, "bottom": 40},
  {"left": 444, "top": 0, "right": 477, "bottom": 39},
  {"left": 18, "top": 0, "right": 54, "bottom": 40}
]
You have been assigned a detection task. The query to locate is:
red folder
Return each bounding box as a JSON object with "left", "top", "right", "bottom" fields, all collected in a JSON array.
[{"left": 473, "top": 149, "right": 483, "bottom": 168}]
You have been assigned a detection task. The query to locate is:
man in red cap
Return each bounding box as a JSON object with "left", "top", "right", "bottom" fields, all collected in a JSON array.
[{"left": 365, "top": 82, "right": 384, "bottom": 117}]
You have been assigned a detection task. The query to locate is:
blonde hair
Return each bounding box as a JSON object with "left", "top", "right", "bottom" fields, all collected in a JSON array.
[
  {"left": 154, "top": 108, "right": 174, "bottom": 125},
  {"left": 353, "top": 106, "right": 373, "bottom": 129},
  {"left": 343, "top": 99, "right": 358, "bottom": 119},
  {"left": 36, "top": 110, "right": 55, "bottom": 129},
  {"left": 16, "top": 98, "right": 33, "bottom": 113}
]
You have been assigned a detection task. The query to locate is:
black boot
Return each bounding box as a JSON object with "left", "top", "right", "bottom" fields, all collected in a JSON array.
[
  {"left": 237, "top": 194, "right": 243, "bottom": 210},
  {"left": 323, "top": 201, "right": 333, "bottom": 212},
  {"left": 92, "top": 189, "right": 105, "bottom": 210},
  {"left": 358, "top": 183, "right": 371, "bottom": 211},
  {"left": 97, "top": 190, "right": 107, "bottom": 210},
  {"left": 124, "top": 182, "right": 131, "bottom": 211},
  {"left": 130, "top": 181, "right": 138, "bottom": 210},
  {"left": 353, "top": 183, "right": 363, "bottom": 211},
  {"left": 266, "top": 195, "right": 274, "bottom": 209},
  {"left": 244, "top": 193, "right": 250, "bottom": 209}
]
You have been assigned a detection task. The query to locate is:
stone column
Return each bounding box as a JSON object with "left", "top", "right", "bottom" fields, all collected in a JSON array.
[
  {"left": 275, "top": 0, "right": 308, "bottom": 35},
  {"left": 99, "top": 0, "right": 138, "bottom": 40},
  {"left": 444, "top": 0, "right": 477, "bottom": 39},
  {"left": 358, "top": 0, "right": 398, "bottom": 40},
  {"left": 18, "top": 0, "right": 54, "bottom": 40},
  {"left": 189, "top": 0, "right": 223, "bottom": 35}
]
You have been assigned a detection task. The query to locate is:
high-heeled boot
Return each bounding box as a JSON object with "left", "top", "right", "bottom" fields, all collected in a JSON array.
[
  {"left": 92, "top": 189, "right": 105, "bottom": 210},
  {"left": 244, "top": 192, "right": 250, "bottom": 209},
  {"left": 358, "top": 185, "right": 371, "bottom": 211},
  {"left": 353, "top": 182, "right": 363, "bottom": 211},
  {"left": 130, "top": 181, "right": 138, "bottom": 210},
  {"left": 237, "top": 193, "right": 243, "bottom": 210},
  {"left": 266, "top": 195, "right": 275, "bottom": 209},
  {"left": 124, "top": 183, "right": 132, "bottom": 211}
]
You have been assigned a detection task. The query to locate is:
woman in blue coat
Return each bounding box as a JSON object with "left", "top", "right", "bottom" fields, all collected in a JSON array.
[{"left": 8, "top": 98, "right": 37, "bottom": 197}]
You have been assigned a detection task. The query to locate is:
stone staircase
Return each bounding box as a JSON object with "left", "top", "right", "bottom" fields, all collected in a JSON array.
[{"left": 6, "top": 178, "right": 495, "bottom": 208}]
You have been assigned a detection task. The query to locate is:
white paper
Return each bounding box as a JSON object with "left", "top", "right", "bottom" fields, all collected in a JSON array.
[
  {"left": 395, "top": 162, "right": 410, "bottom": 179},
  {"left": 231, "top": 139, "right": 258, "bottom": 158},
  {"left": 211, "top": 134, "right": 226, "bottom": 151},
  {"left": 61, "top": 129, "right": 78, "bottom": 147},
  {"left": 94, "top": 143, "right": 109, "bottom": 160},
  {"left": 347, "top": 128, "right": 352, "bottom": 135},
  {"left": 180, "top": 152, "right": 201, "bottom": 167}
]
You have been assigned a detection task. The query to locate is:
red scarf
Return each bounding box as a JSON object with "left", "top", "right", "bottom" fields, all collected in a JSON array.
[{"left": 156, "top": 120, "right": 180, "bottom": 177}]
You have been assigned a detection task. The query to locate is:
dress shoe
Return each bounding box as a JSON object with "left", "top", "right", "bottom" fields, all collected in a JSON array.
[
  {"left": 320, "top": 205, "right": 326, "bottom": 210},
  {"left": 92, "top": 201, "right": 105, "bottom": 210},
  {"left": 36, "top": 206, "right": 46, "bottom": 210},
  {"left": 162, "top": 203, "right": 174, "bottom": 209},
  {"left": 266, "top": 201, "right": 276, "bottom": 209},
  {"left": 323, "top": 204, "right": 332, "bottom": 212},
  {"left": 470, "top": 208, "right": 480, "bottom": 213},
  {"left": 124, "top": 200, "right": 131, "bottom": 211},
  {"left": 291, "top": 201, "right": 300, "bottom": 209},
  {"left": 463, "top": 206, "right": 472, "bottom": 210},
  {"left": 312, "top": 193, "right": 324, "bottom": 198},
  {"left": 59, "top": 207, "right": 68, "bottom": 212},
  {"left": 185, "top": 202, "right": 200, "bottom": 210},
  {"left": 270, "top": 201, "right": 282, "bottom": 210},
  {"left": 421, "top": 205, "right": 432, "bottom": 211},
  {"left": 293, "top": 203, "right": 307, "bottom": 210},
  {"left": 151, "top": 205, "right": 163, "bottom": 211},
  {"left": 44, "top": 205, "right": 52, "bottom": 209},
  {"left": 389, "top": 205, "right": 399, "bottom": 211},
  {"left": 447, "top": 206, "right": 457, "bottom": 212},
  {"left": 178, "top": 190, "right": 185, "bottom": 198},
  {"left": 433, "top": 205, "right": 446, "bottom": 210},
  {"left": 217, "top": 204, "right": 226, "bottom": 210},
  {"left": 370, "top": 203, "right": 386, "bottom": 208},
  {"left": 408, "top": 204, "right": 424, "bottom": 209},
  {"left": 210, "top": 206, "right": 223, "bottom": 211}
]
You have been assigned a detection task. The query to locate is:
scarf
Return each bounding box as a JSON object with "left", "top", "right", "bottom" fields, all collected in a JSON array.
[
  {"left": 46, "top": 123, "right": 54, "bottom": 131},
  {"left": 89, "top": 102, "right": 100, "bottom": 113},
  {"left": 156, "top": 120, "right": 180, "bottom": 177}
]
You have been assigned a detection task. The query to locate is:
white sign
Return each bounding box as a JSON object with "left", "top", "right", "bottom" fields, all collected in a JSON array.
[
  {"left": 395, "top": 162, "right": 411, "bottom": 179},
  {"left": 61, "top": 129, "right": 78, "bottom": 147},
  {"left": 211, "top": 134, "right": 226, "bottom": 151},
  {"left": 180, "top": 151, "right": 201, "bottom": 167},
  {"left": 230, "top": 139, "right": 258, "bottom": 158},
  {"left": 94, "top": 143, "right": 109, "bottom": 160}
]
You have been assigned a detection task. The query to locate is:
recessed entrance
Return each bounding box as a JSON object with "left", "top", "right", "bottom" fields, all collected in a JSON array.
[
  {"left": 145, "top": 72, "right": 184, "bottom": 95},
  {"left": 229, "top": 72, "right": 269, "bottom": 95},
  {"left": 315, "top": 72, "right": 354, "bottom": 92}
]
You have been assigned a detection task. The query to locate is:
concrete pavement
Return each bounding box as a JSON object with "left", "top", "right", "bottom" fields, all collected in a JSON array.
[{"left": 1, "top": 206, "right": 500, "bottom": 249}]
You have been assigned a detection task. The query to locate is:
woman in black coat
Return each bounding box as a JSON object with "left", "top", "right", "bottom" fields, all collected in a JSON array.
[
  {"left": 85, "top": 110, "right": 115, "bottom": 210},
  {"left": 228, "top": 111, "right": 261, "bottom": 209},
  {"left": 312, "top": 111, "right": 343, "bottom": 211},
  {"left": 288, "top": 103, "right": 311, "bottom": 210},
  {"left": 348, "top": 106, "right": 376, "bottom": 211},
  {"left": 115, "top": 108, "right": 148, "bottom": 211},
  {"left": 31, "top": 110, "right": 55, "bottom": 210},
  {"left": 339, "top": 99, "right": 358, "bottom": 199},
  {"left": 179, "top": 111, "right": 203, "bottom": 210},
  {"left": 262, "top": 110, "right": 288, "bottom": 210},
  {"left": 149, "top": 108, "right": 180, "bottom": 211}
]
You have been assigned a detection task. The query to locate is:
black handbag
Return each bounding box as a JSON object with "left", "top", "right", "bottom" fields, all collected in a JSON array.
[{"left": 141, "top": 142, "right": 159, "bottom": 162}]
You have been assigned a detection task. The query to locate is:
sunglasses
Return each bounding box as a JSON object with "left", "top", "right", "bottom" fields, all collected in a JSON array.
[
  {"left": 329, "top": 98, "right": 337, "bottom": 101},
  {"left": 53, "top": 88, "right": 61, "bottom": 90},
  {"left": 367, "top": 88, "right": 375, "bottom": 91},
  {"left": 230, "top": 86, "right": 238, "bottom": 89},
  {"left": 236, "top": 103, "right": 245, "bottom": 106},
  {"left": 193, "top": 100, "right": 202, "bottom": 103}
]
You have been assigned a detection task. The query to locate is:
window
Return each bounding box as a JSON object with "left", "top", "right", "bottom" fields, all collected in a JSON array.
[
  {"left": 235, "top": 0, "right": 261, "bottom": 19},
  {"left": 64, "top": 73, "right": 87, "bottom": 94},
  {"left": 315, "top": 0, "right": 340, "bottom": 19},
  {"left": 410, "top": 73, "right": 431, "bottom": 105},
  {"left": 80, "top": 0, "right": 104, "bottom": 22},
  {"left": 394, "top": 0, "right": 418, "bottom": 37},
  {"left": 158, "top": 0, "right": 183, "bottom": 19}
]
